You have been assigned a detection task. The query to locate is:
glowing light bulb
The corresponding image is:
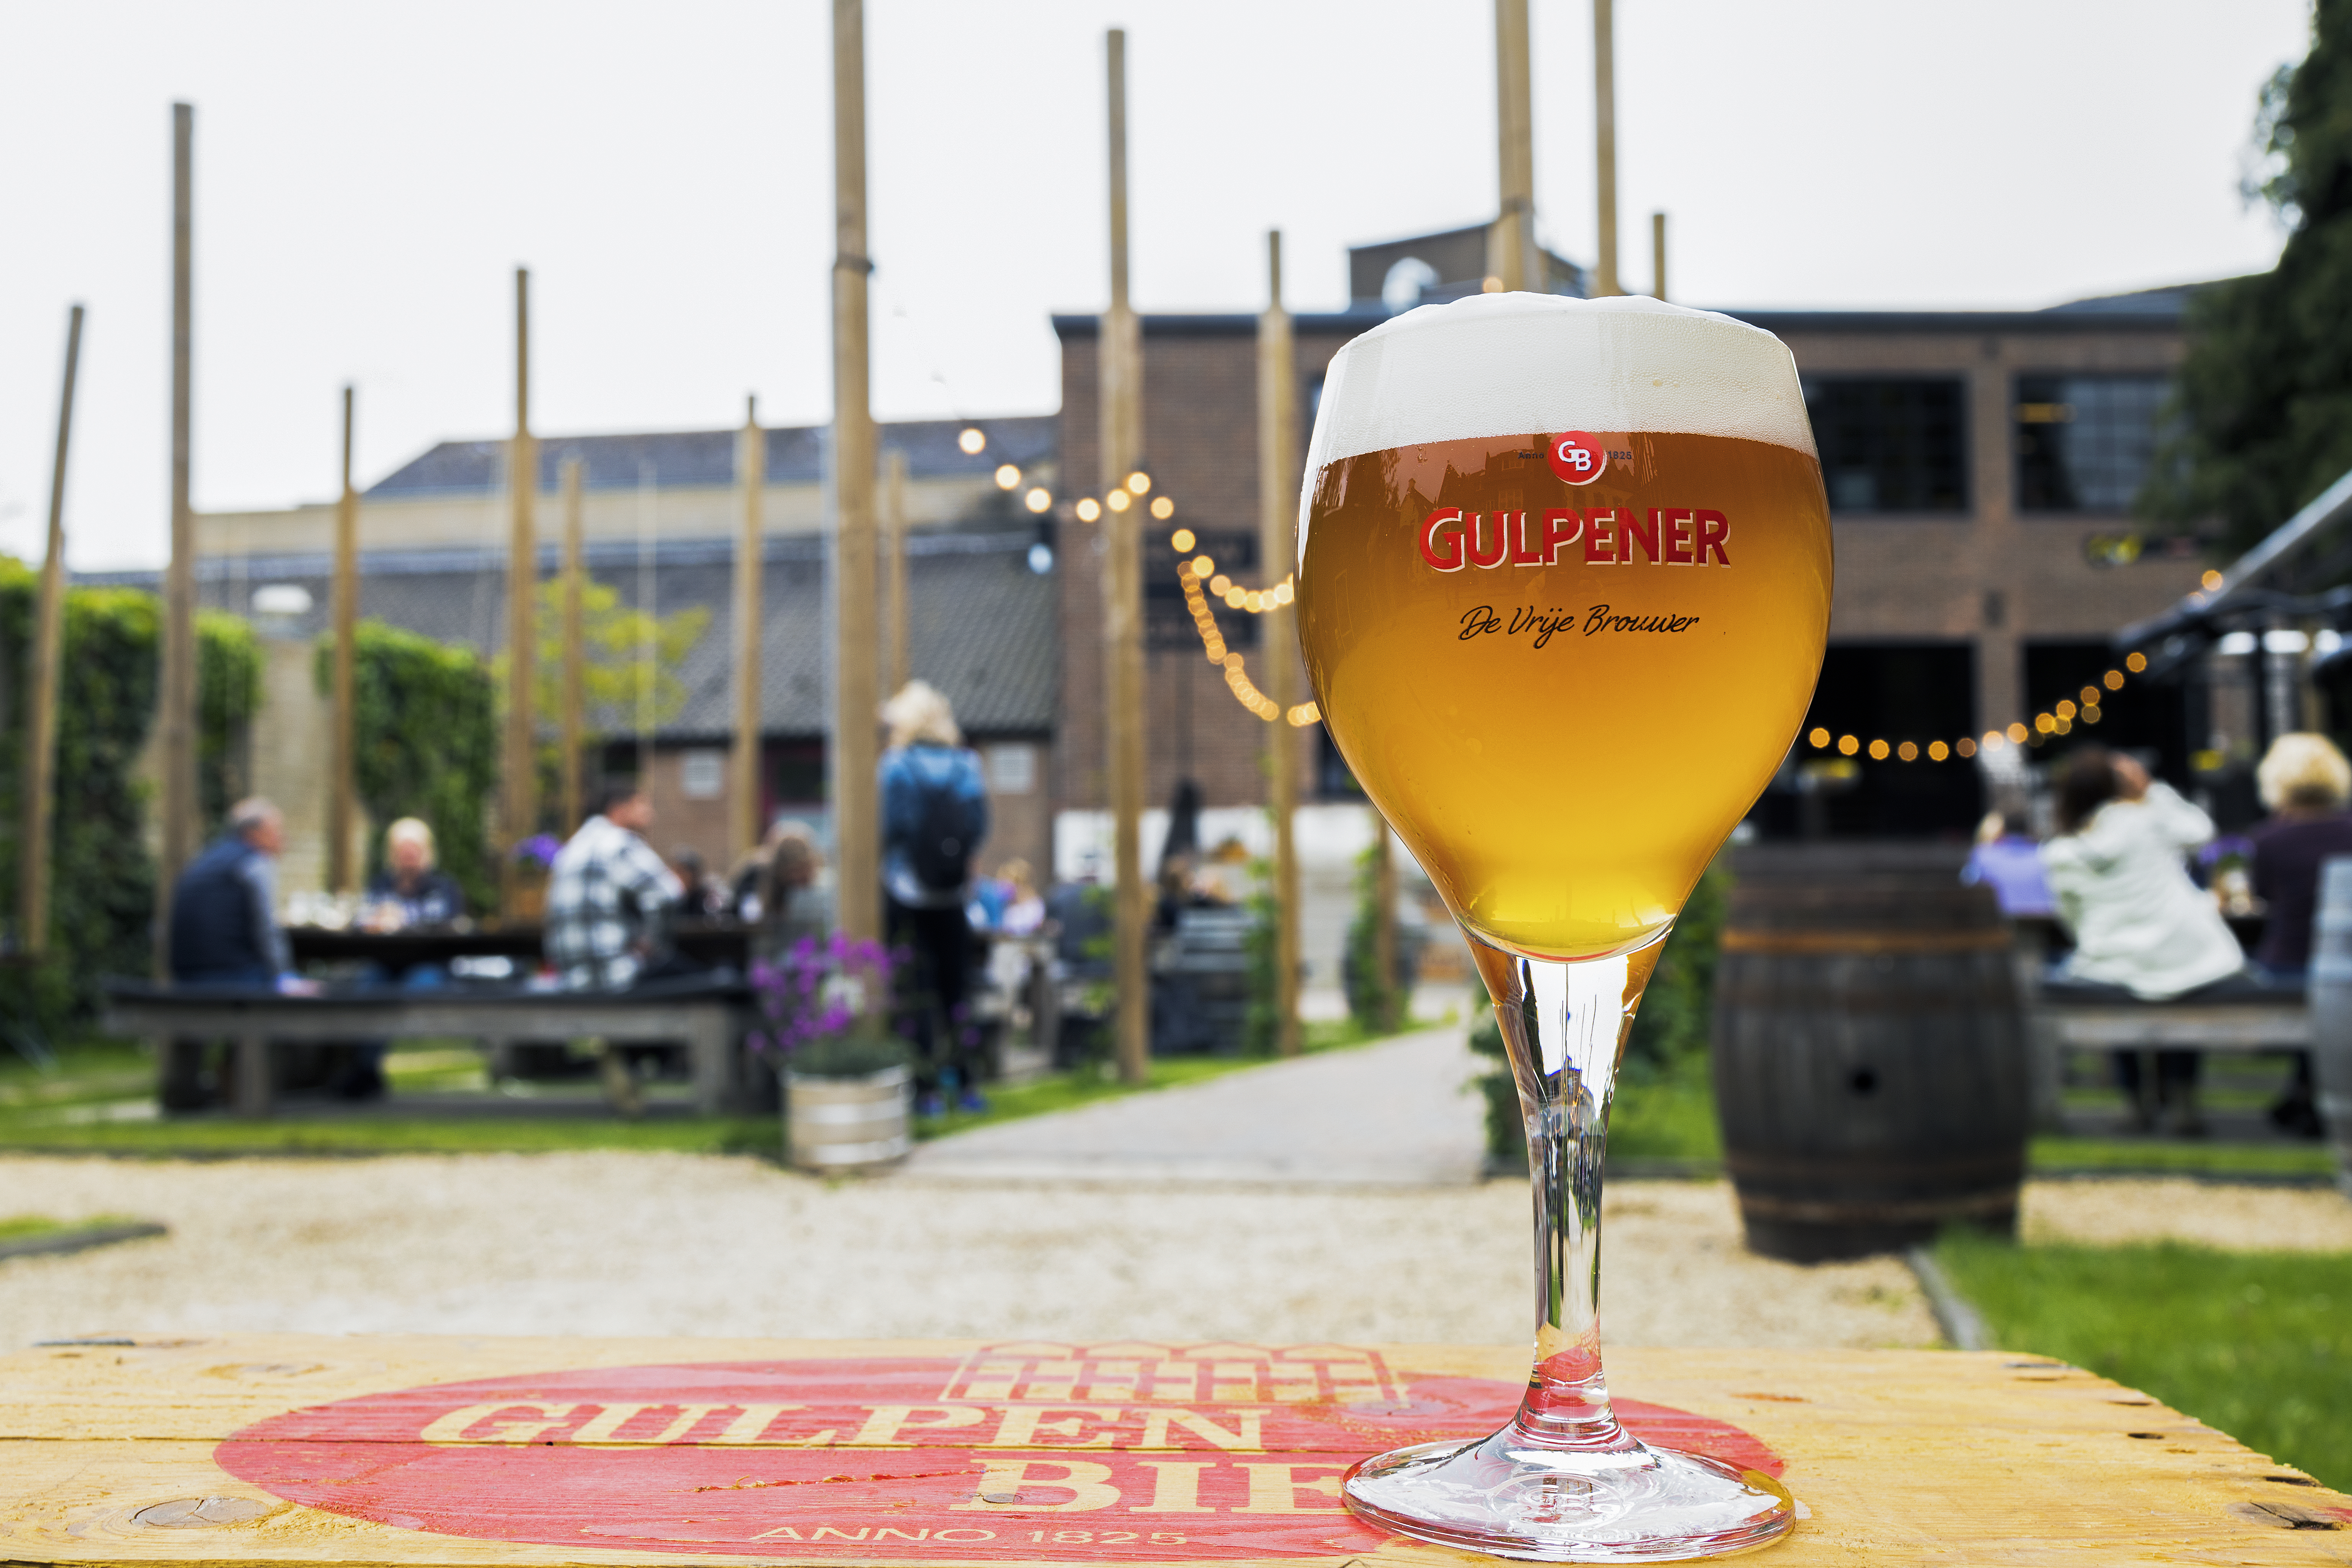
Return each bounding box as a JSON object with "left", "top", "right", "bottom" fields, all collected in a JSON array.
[
  {"left": 2202, "top": 569, "right": 2223, "bottom": 591},
  {"left": 1897, "top": 741, "right": 1919, "bottom": 762},
  {"left": 1928, "top": 741, "right": 1950, "bottom": 761},
  {"left": 2126, "top": 652, "right": 2147, "bottom": 672},
  {"left": 2104, "top": 669, "right": 2124, "bottom": 690},
  {"left": 2007, "top": 723, "right": 2029, "bottom": 744},
  {"left": 1808, "top": 727, "right": 1830, "bottom": 749},
  {"left": 1868, "top": 739, "right": 1891, "bottom": 760},
  {"left": 1024, "top": 487, "right": 1053, "bottom": 514},
  {"left": 1075, "top": 497, "right": 1102, "bottom": 523},
  {"left": 1956, "top": 737, "right": 1977, "bottom": 758},
  {"left": 994, "top": 464, "right": 1020, "bottom": 490},
  {"left": 2055, "top": 700, "right": 2076, "bottom": 720},
  {"left": 1210, "top": 574, "right": 1232, "bottom": 595},
  {"left": 1193, "top": 555, "right": 1215, "bottom": 577},
  {"left": 1171, "top": 527, "right": 1196, "bottom": 552},
  {"left": 1838, "top": 735, "right": 1859, "bottom": 756},
  {"left": 1224, "top": 587, "right": 1246, "bottom": 608},
  {"left": 1106, "top": 489, "right": 1131, "bottom": 512},
  {"left": 1126, "top": 471, "right": 1151, "bottom": 495},
  {"left": 1150, "top": 495, "right": 1174, "bottom": 520},
  {"left": 958, "top": 427, "right": 986, "bottom": 455}
]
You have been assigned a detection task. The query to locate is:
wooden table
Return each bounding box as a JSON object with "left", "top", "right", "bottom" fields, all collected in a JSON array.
[
  {"left": 101, "top": 986, "right": 754, "bottom": 1117},
  {"left": 285, "top": 924, "right": 752, "bottom": 976},
  {"left": 4, "top": 1335, "right": 2344, "bottom": 1565}
]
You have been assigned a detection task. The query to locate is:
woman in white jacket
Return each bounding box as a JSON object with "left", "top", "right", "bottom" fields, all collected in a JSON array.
[{"left": 2040, "top": 746, "right": 2244, "bottom": 1131}]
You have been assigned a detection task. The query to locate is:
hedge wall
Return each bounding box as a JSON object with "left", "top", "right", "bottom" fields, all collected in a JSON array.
[
  {"left": 0, "top": 561, "right": 262, "bottom": 1033},
  {"left": 318, "top": 620, "right": 499, "bottom": 912}
]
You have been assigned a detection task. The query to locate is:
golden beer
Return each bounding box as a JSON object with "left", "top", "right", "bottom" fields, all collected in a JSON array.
[
  {"left": 1299, "top": 429, "right": 1830, "bottom": 960},
  {"left": 1309, "top": 291, "right": 1830, "bottom": 1563}
]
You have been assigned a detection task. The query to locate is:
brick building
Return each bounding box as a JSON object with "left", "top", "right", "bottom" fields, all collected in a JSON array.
[{"left": 1049, "top": 255, "right": 2212, "bottom": 842}]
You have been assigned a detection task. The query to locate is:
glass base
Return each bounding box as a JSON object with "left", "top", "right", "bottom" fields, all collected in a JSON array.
[{"left": 1343, "top": 1430, "right": 1795, "bottom": 1563}]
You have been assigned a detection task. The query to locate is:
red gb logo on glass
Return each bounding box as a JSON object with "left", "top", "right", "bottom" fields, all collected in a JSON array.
[{"left": 1547, "top": 431, "right": 1608, "bottom": 486}]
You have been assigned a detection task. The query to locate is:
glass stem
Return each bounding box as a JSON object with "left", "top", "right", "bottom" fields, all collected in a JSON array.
[{"left": 1475, "top": 936, "right": 1666, "bottom": 1458}]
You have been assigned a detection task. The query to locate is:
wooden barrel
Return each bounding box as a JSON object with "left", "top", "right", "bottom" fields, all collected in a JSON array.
[
  {"left": 2307, "top": 857, "right": 2352, "bottom": 1196},
  {"left": 786, "top": 1066, "right": 912, "bottom": 1173},
  {"left": 1711, "top": 844, "right": 2028, "bottom": 1261}
]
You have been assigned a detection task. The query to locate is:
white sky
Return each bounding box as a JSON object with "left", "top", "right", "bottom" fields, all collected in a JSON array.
[{"left": 0, "top": 0, "right": 2313, "bottom": 569}]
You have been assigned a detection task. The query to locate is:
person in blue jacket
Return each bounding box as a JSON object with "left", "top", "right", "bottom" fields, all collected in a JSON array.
[{"left": 880, "top": 680, "right": 990, "bottom": 1115}]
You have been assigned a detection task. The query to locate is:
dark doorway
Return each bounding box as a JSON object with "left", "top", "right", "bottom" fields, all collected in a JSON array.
[{"left": 1770, "top": 641, "right": 1982, "bottom": 839}]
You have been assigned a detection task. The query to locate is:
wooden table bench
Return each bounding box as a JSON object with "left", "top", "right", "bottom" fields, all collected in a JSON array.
[
  {"left": 101, "top": 983, "right": 755, "bottom": 1117},
  {"left": 4, "top": 1333, "right": 2345, "bottom": 1564}
]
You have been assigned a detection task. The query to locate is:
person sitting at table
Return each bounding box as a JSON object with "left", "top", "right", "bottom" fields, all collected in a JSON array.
[
  {"left": 2246, "top": 732, "right": 2352, "bottom": 1136},
  {"left": 363, "top": 818, "right": 466, "bottom": 930},
  {"left": 2041, "top": 746, "right": 2246, "bottom": 1135},
  {"left": 170, "top": 797, "right": 296, "bottom": 989},
  {"left": 753, "top": 820, "right": 833, "bottom": 953},
  {"left": 546, "top": 781, "right": 685, "bottom": 991},
  {"left": 163, "top": 797, "right": 310, "bottom": 1109},
  {"left": 667, "top": 847, "right": 733, "bottom": 921}
]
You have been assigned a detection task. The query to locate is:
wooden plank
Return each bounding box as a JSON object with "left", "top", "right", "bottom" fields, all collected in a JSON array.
[
  {"left": 829, "top": 0, "right": 881, "bottom": 947},
  {"left": 2053, "top": 1007, "right": 2311, "bottom": 1049},
  {"left": 2, "top": 1336, "right": 2344, "bottom": 1566},
  {"left": 1256, "top": 232, "right": 1299, "bottom": 1059},
  {"left": 500, "top": 268, "right": 539, "bottom": 921},
  {"left": 156, "top": 104, "right": 200, "bottom": 974},
  {"left": 327, "top": 385, "right": 360, "bottom": 894},
  {"left": 17, "top": 302, "right": 82, "bottom": 956}
]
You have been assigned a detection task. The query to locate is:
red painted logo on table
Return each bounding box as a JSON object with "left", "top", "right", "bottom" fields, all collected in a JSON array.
[{"left": 216, "top": 1343, "right": 1780, "bottom": 1560}]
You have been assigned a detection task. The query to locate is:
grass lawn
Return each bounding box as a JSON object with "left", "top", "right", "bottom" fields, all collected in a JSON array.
[
  {"left": 1935, "top": 1230, "right": 2352, "bottom": 1492},
  {"left": 0, "top": 1013, "right": 1444, "bottom": 1160},
  {"left": 1609, "top": 1071, "right": 1723, "bottom": 1163}
]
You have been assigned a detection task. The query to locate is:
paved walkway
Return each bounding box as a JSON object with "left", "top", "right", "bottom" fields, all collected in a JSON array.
[{"left": 905, "top": 1024, "right": 1490, "bottom": 1187}]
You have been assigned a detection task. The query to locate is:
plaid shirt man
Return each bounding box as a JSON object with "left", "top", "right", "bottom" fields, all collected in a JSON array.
[{"left": 544, "top": 813, "right": 684, "bottom": 989}]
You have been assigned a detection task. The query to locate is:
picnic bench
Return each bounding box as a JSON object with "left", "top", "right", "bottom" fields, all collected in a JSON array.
[
  {"left": 4, "top": 1333, "right": 2346, "bottom": 1565},
  {"left": 100, "top": 979, "right": 757, "bottom": 1117}
]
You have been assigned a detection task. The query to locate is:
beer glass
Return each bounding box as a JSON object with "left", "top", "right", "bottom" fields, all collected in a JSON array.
[{"left": 1297, "top": 293, "right": 1830, "bottom": 1561}]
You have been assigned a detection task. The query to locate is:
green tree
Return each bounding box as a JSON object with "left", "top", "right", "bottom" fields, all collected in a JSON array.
[
  {"left": 2146, "top": 7, "right": 2352, "bottom": 554},
  {"left": 500, "top": 578, "right": 709, "bottom": 830}
]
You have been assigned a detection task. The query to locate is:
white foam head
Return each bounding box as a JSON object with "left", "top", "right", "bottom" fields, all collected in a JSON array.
[{"left": 1304, "top": 293, "right": 1817, "bottom": 479}]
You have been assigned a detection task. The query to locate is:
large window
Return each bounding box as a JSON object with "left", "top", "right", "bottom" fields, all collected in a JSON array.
[
  {"left": 1803, "top": 378, "right": 1969, "bottom": 513},
  {"left": 2015, "top": 374, "right": 2174, "bottom": 513}
]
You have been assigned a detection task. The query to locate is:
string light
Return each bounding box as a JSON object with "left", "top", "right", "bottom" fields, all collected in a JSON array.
[
  {"left": 1150, "top": 496, "right": 1175, "bottom": 520},
  {"left": 1801, "top": 655, "right": 2160, "bottom": 763},
  {"left": 1024, "top": 487, "right": 1053, "bottom": 514},
  {"left": 1106, "top": 489, "right": 1132, "bottom": 512},
  {"left": 958, "top": 427, "right": 987, "bottom": 455},
  {"left": 1074, "top": 497, "right": 1102, "bottom": 522},
  {"left": 1169, "top": 527, "right": 1196, "bottom": 552},
  {"left": 1175, "top": 555, "right": 1316, "bottom": 725},
  {"left": 994, "top": 464, "right": 1021, "bottom": 490}
]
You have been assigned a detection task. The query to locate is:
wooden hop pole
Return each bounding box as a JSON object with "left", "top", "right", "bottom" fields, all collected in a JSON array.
[
  {"left": 1101, "top": 27, "right": 1149, "bottom": 1086},
  {"left": 327, "top": 385, "right": 359, "bottom": 893},
  {"left": 731, "top": 399, "right": 765, "bottom": 862},
  {"left": 830, "top": 0, "right": 882, "bottom": 945},
  {"left": 1490, "top": 0, "right": 1536, "bottom": 292},
  {"left": 1593, "top": 0, "right": 1620, "bottom": 296},
  {"left": 1257, "top": 232, "right": 1301, "bottom": 1056},
  {"left": 1652, "top": 211, "right": 1668, "bottom": 301},
  {"left": 16, "top": 304, "right": 82, "bottom": 958},
  {"left": 882, "top": 448, "right": 909, "bottom": 699},
  {"left": 559, "top": 455, "right": 586, "bottom": 837},
  {"left": 500, "top": 267, "right": 539, "bottom": 919},
  {"left": 157, "top": 104, "right": 200, "bottom": 975}
]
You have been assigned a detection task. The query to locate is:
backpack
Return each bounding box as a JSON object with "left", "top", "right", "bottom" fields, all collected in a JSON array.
[{"left": 909, "top": 766, "right": 985, "bottom": 892}]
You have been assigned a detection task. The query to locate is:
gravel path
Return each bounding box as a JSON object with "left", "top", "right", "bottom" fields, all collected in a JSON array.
[
  {"left": 0, "top": 1155, "right": 1934, "bottom": 1351},
  {"left": 2022, "top": 1176, "right": 2352, "bottom": 1252}
]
